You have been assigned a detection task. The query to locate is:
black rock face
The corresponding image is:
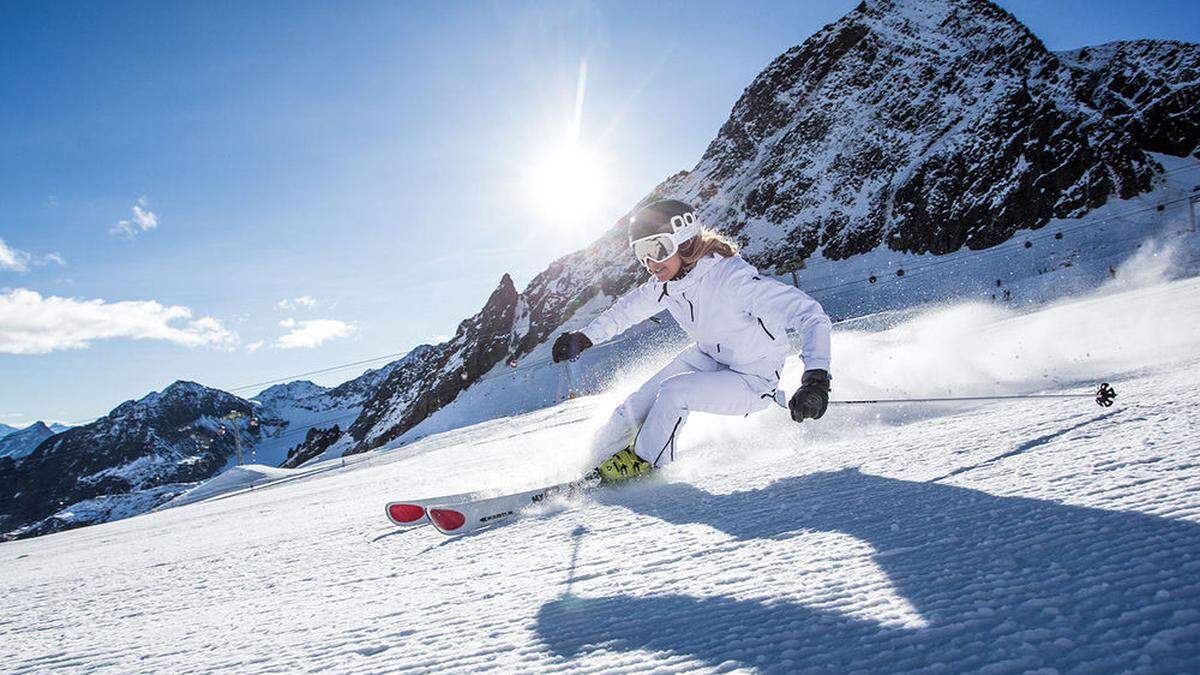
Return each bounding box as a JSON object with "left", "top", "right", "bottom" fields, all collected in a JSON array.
[
  {"left": 281, "top": 425, "right": 343, "bottom": 469},
  {"left": 1060, "top": 40, "right": 1200, "bottom": 159}
]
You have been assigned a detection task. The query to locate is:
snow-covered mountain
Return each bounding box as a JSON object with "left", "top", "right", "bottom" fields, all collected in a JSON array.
[
  {"left": 0, "top": 381, "right": 257, "bottom": 539},
  {"left": 0, "top": 423, "right": 17, "bottom": 439},
  {"left": 0, "top": 356, "right": 411, "bottom": 538},
  {"left": 344, "top": 280, "right": 518, "bottom": 454},
  {"left": 0, "top": 422, "right": 57, "bottom": 461}
]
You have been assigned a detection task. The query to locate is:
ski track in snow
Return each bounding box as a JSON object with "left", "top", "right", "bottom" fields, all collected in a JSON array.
[{"left": 3, "top": 279, "right": 1200, "bottom": 673}]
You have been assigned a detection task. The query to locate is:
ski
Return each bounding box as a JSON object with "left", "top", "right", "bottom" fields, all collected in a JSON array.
[
  {"left": 385, "top": 490, "right": 478, "bottom": 528},
  {"left": 426, "top": 474, "right": 600, "bottom": 536}
]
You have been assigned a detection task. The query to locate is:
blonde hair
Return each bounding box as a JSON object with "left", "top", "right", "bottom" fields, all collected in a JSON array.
[{"left": 678, "top": 229, "right": 739, "bottom": 269}]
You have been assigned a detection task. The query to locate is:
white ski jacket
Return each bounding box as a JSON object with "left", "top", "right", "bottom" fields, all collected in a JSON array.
[{"left": 582, "top": 254, "right": 832, "bottom": 383}]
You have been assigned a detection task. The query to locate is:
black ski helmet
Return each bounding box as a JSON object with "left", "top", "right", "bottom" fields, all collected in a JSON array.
[{"left": 628, "top": 199, "right": 701, "bottom": 243}]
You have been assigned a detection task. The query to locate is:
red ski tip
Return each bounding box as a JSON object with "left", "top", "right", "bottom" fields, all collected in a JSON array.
[
  {"left": 387, "top": 503, "right": 426, "bottom": 524},
  {"left": 429, "top": 508, "right": 467, "bottom": 532}
]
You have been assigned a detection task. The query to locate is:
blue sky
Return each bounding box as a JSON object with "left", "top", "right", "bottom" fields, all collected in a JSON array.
[{"left": 1, "top": 0, "right": 1197, "bottom": 425}]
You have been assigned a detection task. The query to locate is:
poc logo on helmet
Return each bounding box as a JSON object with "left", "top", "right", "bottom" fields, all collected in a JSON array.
[{"left": 670, "top": 212, "right": 697, "bottom": 233}]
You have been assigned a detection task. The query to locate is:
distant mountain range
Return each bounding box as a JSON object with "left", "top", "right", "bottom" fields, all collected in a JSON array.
[
  {"left": 4, "top": 0, "right": 1197, "bottom": 540},
  {"left": 0, "top": 422, "right": 69, "bottom": 461}
]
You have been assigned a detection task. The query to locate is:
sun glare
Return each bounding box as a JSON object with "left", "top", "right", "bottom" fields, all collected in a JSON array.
[{"left": 524, "top": 144, "right": 609, "bottom": 222}]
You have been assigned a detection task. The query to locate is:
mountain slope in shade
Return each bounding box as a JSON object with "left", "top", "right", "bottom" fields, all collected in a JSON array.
[
  {"left": 0, "top": 423, "right": 17, "bottom": 439},
  {"left": 0, "top": 422, "right": 56, "bottom": 460}
]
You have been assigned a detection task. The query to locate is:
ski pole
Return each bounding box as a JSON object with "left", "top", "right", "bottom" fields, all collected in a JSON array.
[
  {"left": 832, "top": 383, "right": 1117, "bottom": 408},
  {"left": 562, "top": 360, "right": 578, "bottom": 400},
  {"left": 773, "top": 383, "right": 1117, "bottom": 409}
]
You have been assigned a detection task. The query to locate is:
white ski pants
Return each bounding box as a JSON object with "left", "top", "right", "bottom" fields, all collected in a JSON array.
[{"left": 589, "top": 345, "right": 777, "bottom": 468}]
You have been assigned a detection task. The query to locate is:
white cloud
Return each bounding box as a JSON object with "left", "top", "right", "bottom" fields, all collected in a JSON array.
[
  {"left": 0, "top": 239, "right": 65, "bottom": 272},
  {"left": 245, "top": 340, "right": 265, "bottom": 353},
  {"left": 0, "top": 288, "right": 238, "bottom": 355},
  {"left": 0, "top": 239, "right": 28, "bottom": 271},
  {"left": 274, "top": 318, "right": 356, "bottom": 349},
  {"left": 110, "top": 196, "right": 159, "bottom": 239},
  {"left": 275, "top": 295, "right": 318, "bottom": 311}
]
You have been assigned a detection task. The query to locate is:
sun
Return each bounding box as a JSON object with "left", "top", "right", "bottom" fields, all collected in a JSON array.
[{"left": 523, "top": 143, "right": 608, "bottom": 223}]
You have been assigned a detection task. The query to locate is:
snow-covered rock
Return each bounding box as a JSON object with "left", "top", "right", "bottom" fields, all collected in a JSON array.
[{"left": 1059, "top": 39, "right": 1200, "bottom": 159}]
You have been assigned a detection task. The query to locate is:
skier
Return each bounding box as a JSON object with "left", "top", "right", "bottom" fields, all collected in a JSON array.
[{"left": 552, "top": 199, "right": 832, "bottom": 484}]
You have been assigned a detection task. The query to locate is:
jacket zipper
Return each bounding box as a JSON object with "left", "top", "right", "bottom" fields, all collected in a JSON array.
[
  {"left": 757, "top": 317, "right": 776, "bottom": 340},
  {"left": 682, "top": 292, "right": 695, "bottom": 322}
]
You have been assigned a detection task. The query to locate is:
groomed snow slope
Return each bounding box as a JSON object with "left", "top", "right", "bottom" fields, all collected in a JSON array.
[{"left": 3, "top": 274, "right": 1199, "bottom": 673}]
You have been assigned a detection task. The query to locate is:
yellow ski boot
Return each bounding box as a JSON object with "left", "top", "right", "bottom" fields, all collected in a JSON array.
[{"left": 595, "top": 447, "right": 653, "bottom": 485}]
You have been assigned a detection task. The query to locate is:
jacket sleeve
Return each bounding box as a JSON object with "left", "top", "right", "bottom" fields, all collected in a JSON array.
[
  {"left": 580, "top": 283, "right": 662, "bottom": 344},
  {"left": 734, "top": 267, "right": 832, "bottom": 372}
]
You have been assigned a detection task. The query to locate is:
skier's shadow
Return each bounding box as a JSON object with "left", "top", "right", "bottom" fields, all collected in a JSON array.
[{"left": 536, "top": 469, "right": 1200, "bottom": 672}]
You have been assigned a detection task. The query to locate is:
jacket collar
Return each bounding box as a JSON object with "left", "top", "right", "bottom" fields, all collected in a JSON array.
[{"left": 655, "top": 253, "right": 722, "bottom": 299}]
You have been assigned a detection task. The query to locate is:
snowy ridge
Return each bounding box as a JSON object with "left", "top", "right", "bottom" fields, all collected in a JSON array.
[{"left": 2, "top": 269, "right": 1198, "bottom": 671}]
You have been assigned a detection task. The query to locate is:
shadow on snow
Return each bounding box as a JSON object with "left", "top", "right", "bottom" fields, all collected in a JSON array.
[{"left": 536, "top": 469, "right": 1200, "bottom": 672}]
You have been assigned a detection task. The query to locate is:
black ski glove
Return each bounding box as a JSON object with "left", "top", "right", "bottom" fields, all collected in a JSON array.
[
  {"left": 552, "top": 332, "right": 593, "bottom": 363},
  {"left": 789, "top": 369, "right": 830, "bottom": 422}
]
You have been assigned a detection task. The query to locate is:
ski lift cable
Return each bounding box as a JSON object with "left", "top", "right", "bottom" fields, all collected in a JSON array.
[
  {"left": 806, "top": 223, "right": 1196, "bottom": 297},
  {"left": 226, "top": 351, "right": 412, "bottom": 393}
]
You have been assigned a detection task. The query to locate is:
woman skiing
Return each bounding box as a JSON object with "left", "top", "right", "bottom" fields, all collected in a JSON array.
[{"left": 552, "top": 199, "right": 833, "bottom": 483}]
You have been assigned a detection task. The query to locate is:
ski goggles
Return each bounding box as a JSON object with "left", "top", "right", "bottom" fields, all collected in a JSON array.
[{"left": 631, "top": 233, "right": 679, "bottom": 266}]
